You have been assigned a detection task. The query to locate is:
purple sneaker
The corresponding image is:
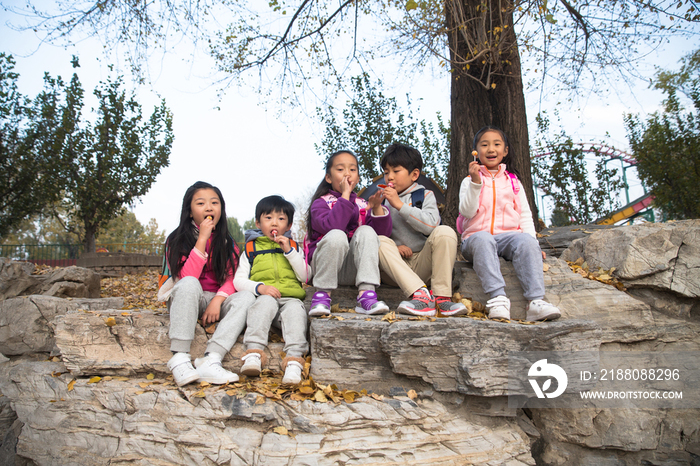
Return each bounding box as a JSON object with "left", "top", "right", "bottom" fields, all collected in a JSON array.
[
  {"left": 355, "top": 290, "right": 390, "bottom": 315},
  {"left": 309, "top": 291, "right": 332, "bottom": 316}
]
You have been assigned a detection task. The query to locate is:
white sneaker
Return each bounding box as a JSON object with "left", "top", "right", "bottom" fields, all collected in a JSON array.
[
  {"left": 194, "top": 355, "right": 239, "bottom": 384},
  {"left": 240, "top": 352, "right": 262, "bottom": 377},
  {"left": 486, "top": 296, "right": 511, "bottom": 320},
  {"left": 526, "top": 300, "right": 561, "bottom": 321},
  {"left": 167, "top": 353, "right": 199, "bottom": 387},
  {"left": 282, "top": 361, "right": 303, "bottom": 384}
]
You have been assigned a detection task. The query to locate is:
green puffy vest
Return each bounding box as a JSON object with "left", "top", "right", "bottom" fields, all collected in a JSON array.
[{"left": 247, "top": 237, "right": 306, "bottom": 300}]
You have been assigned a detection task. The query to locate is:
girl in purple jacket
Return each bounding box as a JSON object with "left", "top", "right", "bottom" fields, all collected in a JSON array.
[{"left": 305, "top": 150, "right": 392, "bottom": 316}]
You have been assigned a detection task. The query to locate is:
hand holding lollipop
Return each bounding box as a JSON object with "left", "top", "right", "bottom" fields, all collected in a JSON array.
[{"left": 469, "top": 150, "right": 482, "bottom": 183}]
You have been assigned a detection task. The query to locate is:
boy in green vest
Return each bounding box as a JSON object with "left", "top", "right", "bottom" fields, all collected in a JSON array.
[{"left": 234, "top": 195, "right": 310, "bottom": 384}]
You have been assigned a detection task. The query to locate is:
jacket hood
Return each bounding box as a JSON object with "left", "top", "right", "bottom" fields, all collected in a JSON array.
[{"left": 244, "top": 228, "right": 293, "bottom": 243}]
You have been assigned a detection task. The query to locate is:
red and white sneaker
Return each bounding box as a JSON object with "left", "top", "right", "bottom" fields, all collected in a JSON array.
[
  {"left": 435, "top": 295, "right": 468, "bottom": 316},
  {"left": 397, "top": 287, "right": 436, "bottom": 317}
]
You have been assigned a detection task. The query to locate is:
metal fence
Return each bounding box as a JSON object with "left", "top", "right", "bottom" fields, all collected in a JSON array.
[{"left": 0, "top": 243, "right": 163, "bottom": 267}]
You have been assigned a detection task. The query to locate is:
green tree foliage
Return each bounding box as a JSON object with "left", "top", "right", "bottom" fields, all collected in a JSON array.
[
  {"left": 625, "top": 49, "right": 700, "bottom": 220},
  {"left": 12, "top": 1, "right": 699, "bottom": 227},
  {"left": 0, "top": 55, "right": 173, "bottom": 251},
  {"left": 242, "top": 218, "right": 256, "bottom": 232},
  {"left": 50, "top": 61, "right": 173, "bottom": 253},
  {"left": 227, "top": 217, "right": 245, "bottom": 246},
  {"left": 2, "top": 209, "right": 165, "bottom": 249},
  {"left": 532, "top": 114, "right": 626, "bottom": 225},
  {"left": 316, "top": 73, "right": 449, "bottom": 189},
  {"left": 0, "top": 53, "right": 68, "bottom": 237},
  {"left": 97, "top": 211, "right": 166, "bottom": 246}
]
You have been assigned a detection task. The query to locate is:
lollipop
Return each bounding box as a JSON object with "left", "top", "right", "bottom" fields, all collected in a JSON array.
[
  {"left": 472, "top": 150, "right": 478, "bottom": 162},
  {"left": 271, "top": 229, "right": 278, "bottom": 240},
  {"left": 205, "top": 215, "right": 213, "bottom": 221}
]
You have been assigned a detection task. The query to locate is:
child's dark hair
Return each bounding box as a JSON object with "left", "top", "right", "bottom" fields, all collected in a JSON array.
[
  {"left": 473, "top": 125, "right": 521, "bottom": 178},
  {"left": 305, "top": 149, "right": 358, "bottom": 235},
  {"left": 256, "top": 195, "right": 295, "bottom": 224},
  {"left": 166, "top": 181, "right": 238, "bottom": 285},
  {"left": 380, "top": 143, "right": 423, "bottom": 173}
]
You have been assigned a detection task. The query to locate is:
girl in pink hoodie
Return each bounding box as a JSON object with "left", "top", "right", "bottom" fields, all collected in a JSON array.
[
  {"left": 161, "top": 181, "right": 254, "bottom": 386},
  {"left": 458, "top": 127, "right": 560, "bottom": 322}
]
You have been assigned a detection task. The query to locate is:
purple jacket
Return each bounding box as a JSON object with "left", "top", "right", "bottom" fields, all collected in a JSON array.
[{"left": 307, "top": 190, "right": 392, "bottom": 262}]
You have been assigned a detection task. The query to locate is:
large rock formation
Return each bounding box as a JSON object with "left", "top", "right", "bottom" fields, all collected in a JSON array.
[
  {"left": 0, "top": 221, "right": 699, "bottom": 465},
  {"left": 0, "top": 259, "right": 101, "bottom": 300}
]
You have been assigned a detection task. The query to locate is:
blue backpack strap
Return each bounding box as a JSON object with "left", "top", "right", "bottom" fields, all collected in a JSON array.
[
  {"left": 246, "top": 238, "right": 299, "bottom": 265},
  {"left": 411, "top": 188, "right": 425, "bottom": 209}
]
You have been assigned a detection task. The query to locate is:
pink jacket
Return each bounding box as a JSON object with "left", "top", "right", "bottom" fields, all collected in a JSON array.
[
  {"left": 458, "top": 164, "right": 534, "bottom": 239},
  {"left": 175, "top": 230, "right": 237, "bottom": 297}
]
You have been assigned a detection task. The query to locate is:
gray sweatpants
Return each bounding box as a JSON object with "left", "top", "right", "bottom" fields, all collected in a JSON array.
[
  {"left": 311, "top": 225, "right": 381, "bottom": 291},
  {"left": 243, "top": 295, "right": 309, "bottom": 357},
  {"left": 460, "top": 231, "right": 545, "bottom": 301},
  {"left": 168, "top": 276, "right": 256, "bottom": 356}
]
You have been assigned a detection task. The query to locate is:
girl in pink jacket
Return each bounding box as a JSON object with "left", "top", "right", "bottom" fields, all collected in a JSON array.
[
  {"left": 161, "top": 181, "right": 254, "bottom": 386},
  {"left": 458, "top": 127, "right": 560, "bottom": 322}
]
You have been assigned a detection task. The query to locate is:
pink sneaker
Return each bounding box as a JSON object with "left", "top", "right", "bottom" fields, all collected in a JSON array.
[{"left": 397, "top": 287, "right": 436, "bottom": 317}]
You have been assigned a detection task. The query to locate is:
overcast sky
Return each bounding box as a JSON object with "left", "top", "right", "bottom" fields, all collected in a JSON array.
[{"left": 2, "top": 4, "right": 695, "bottom": 235}]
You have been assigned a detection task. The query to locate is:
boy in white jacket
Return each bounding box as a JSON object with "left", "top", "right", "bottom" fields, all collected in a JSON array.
[{"left": 234, "top": 195, "right": 311, "bottom": 384}]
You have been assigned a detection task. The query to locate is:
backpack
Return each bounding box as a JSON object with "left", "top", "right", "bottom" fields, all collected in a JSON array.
[
  {"left": 245, "top": 237, "right": 300, "bottom": 266},
  {"left": 456, "top": 171, "right": 520, "bottom": 235}
]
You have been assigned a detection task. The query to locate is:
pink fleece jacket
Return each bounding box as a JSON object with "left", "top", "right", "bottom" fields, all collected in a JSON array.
[
  {"left": 458, "top": 164, "right": 535, "bottom": 239},
  {"left": 177, "top": 241, "right": 237, "bottom": 298}
]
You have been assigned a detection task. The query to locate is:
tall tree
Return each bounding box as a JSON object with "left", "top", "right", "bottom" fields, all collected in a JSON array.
[
  {"left": 625, "top": 49, "right": 700, "bottom": 220},
  {"left": 11, "top": 1, "right": 700, "bottom": 226},
  {"left": 316, "top": 73, "right": 449, "bottom": 188},
  {"left": 0, "top": 53, "right": 68, "bottom": 237},
  {"left": 61, "top": 65, "right": 173, "bottom": 252}
]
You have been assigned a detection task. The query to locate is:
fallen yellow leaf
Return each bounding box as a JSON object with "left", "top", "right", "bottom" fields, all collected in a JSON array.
[
  {"left": 407, "top": 390, "right": 417, "bottom": 400},
  {"left": 67, "top": 379, "right": 76, "bottom": 391},
  {"left": 299, "top": 386, "right": 315, "bottom": 395},
  {"left": 146, "top": 373, "right": 155, "bottom": 380},
  {"left": 255, "top": 396, "right": 266, "bottom": 405},
  {"left": 105, "top": 317, "right": 117, "bottom": 327},
  {"left": 273, "top": 426, "right": 288, "bottom": 435},
  {"left": 88, "top": 376, "right": 102, "bottom": 384}
]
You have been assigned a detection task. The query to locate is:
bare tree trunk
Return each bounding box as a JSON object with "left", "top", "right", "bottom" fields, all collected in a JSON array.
[
  {"left": 84, "top": 226, "right": 97, "bottom": 254},
  {"left": 444, "top": 0, "right": 538, "bottom": 230}
]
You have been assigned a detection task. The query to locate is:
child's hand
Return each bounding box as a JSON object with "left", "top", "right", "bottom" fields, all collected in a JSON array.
[
  {"left": 468, "top": 161, "right": 482, "bottom": 184},
  {"left": 398, "top": 245, "right": 413, "bottom": 258},
  {"left": 195, "top": 216, "right": 216, "bottom": 254},
  {"left": 367, "top": 189, "right": 386, "bottom": 215},
  {"left": 202, "top": 296, "right": 224, "bottom": 326},
  {"left": 340, "top": 175, "right": 356, "bottom": 199},
  {"left": 382, "top": 185, "right": 403, "bottom": 210},
  {"left": 274, "top": 234, "right": 292, "bottom": 253},
  {"left": 199, "top": 216, "right": 215, "bottom": 238},
  {"left": 258, "top": 284, "right": 281, "bottom": 299}
]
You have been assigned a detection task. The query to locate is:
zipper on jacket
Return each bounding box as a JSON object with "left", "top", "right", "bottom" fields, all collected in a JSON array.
[{"left": 490, "top": 173, "right": 496, "bottom": 235}]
